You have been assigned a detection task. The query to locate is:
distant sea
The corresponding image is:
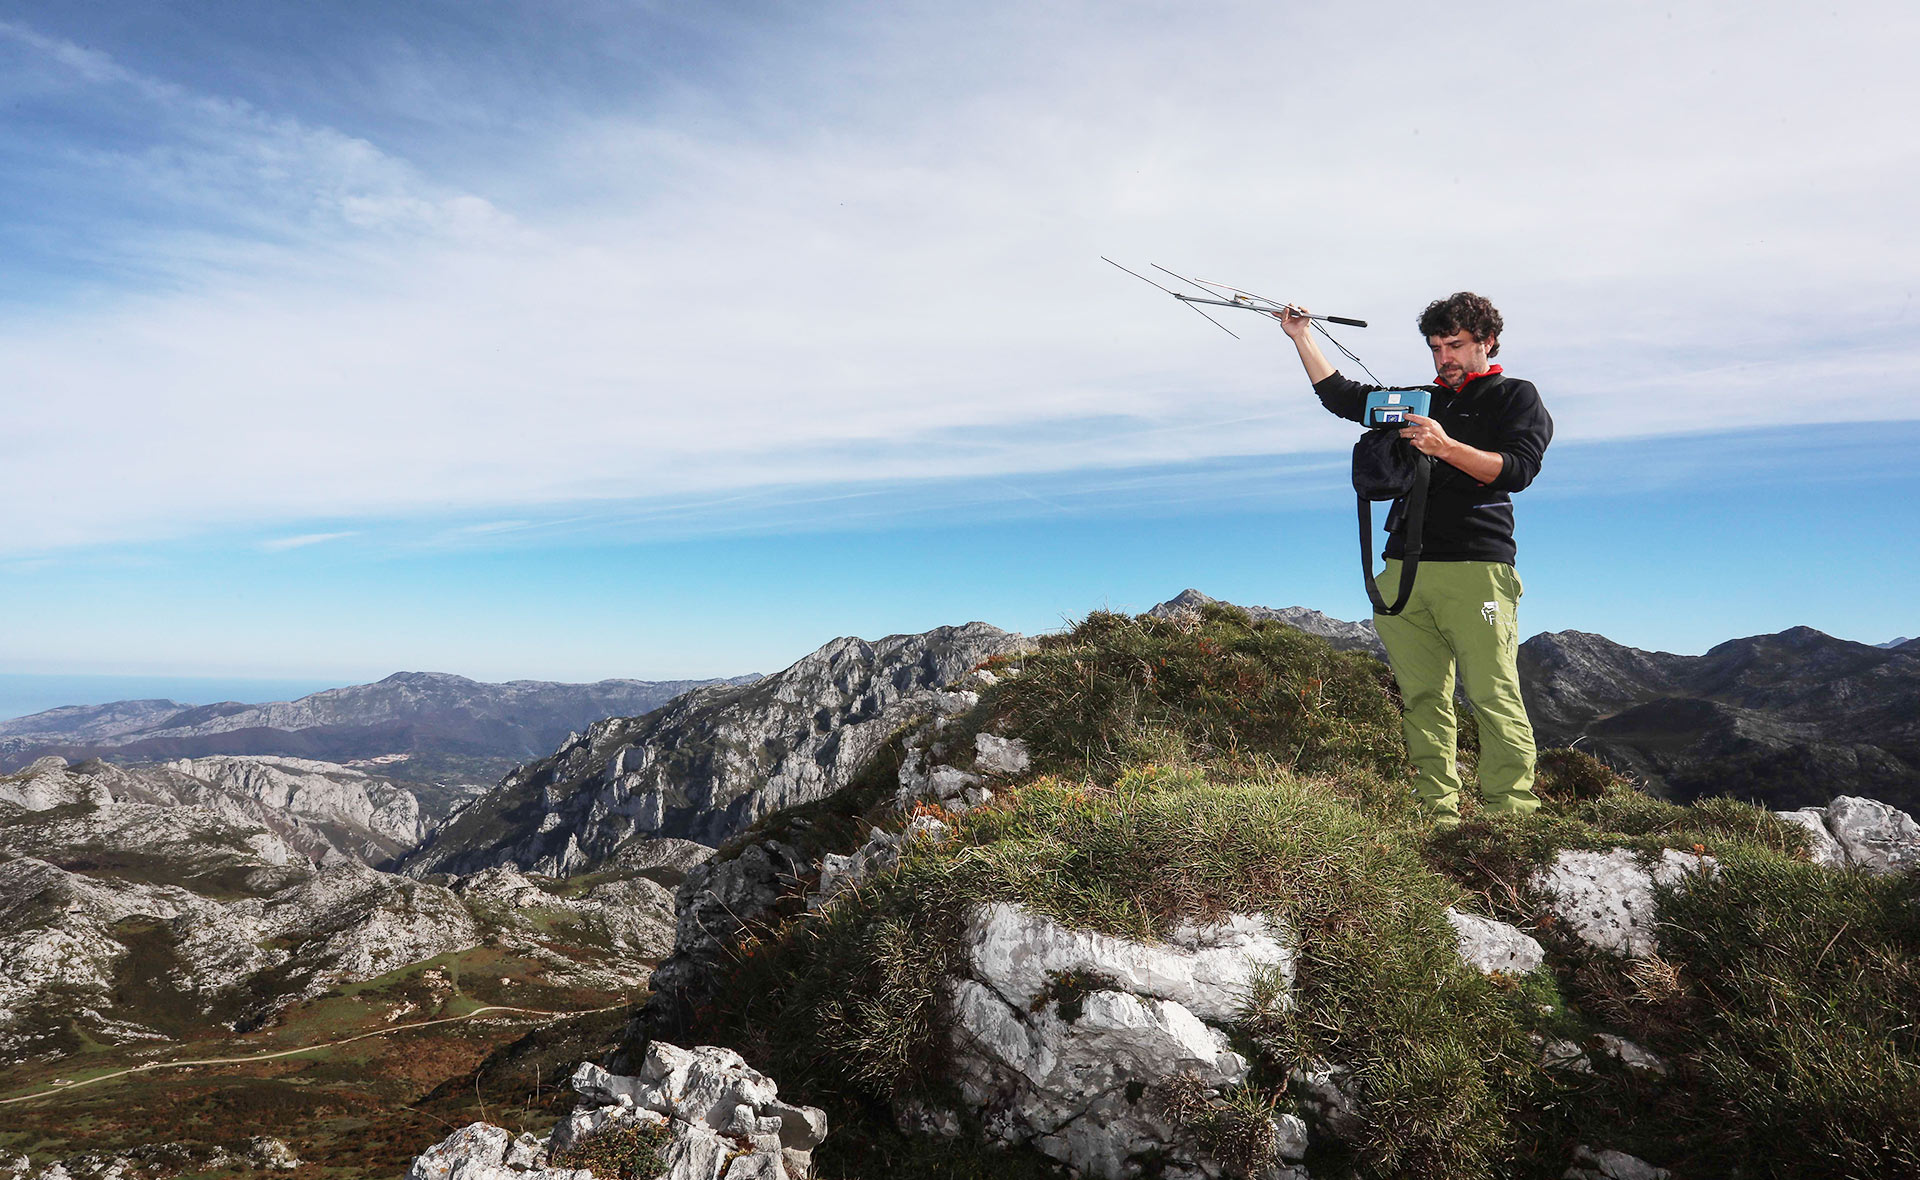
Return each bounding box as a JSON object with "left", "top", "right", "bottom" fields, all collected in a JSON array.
[{"left": 0, "top": 673, "right": 352, "bottom": 724}]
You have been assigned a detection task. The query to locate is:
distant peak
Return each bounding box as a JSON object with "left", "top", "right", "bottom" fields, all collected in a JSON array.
[{"left": 377, "top": 671, "right": 481, "bottom": 687}]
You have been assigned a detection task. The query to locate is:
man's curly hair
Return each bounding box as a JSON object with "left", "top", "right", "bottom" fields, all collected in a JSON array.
[{"left": 1417, "top": 292, "right": 1503, "bottom": 357}]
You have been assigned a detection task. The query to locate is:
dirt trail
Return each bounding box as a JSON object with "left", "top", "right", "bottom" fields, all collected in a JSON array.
[{"left": 0, "top": 1002, "right": 625, "bottom": 1107}]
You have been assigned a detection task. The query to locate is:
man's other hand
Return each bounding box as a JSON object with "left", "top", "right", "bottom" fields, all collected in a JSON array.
[
  {"left": 1404, "top": 413, "right": 1506, "bottom": 484},
  {"left": 1401, "top": 413, "right": 1454, "bottom": 457}
]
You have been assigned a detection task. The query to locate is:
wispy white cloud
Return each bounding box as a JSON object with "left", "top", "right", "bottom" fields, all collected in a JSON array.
[
  {"left": 2, "top": 2, "right": 1917, "bottom": 557},
  {"left": 259, "top": 531, "right": 355, "bottom": 552}
]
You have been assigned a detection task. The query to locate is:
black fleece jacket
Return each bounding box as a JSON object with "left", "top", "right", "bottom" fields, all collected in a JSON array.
[{"left": 1314, "top": 369, "right": 1553, "bottom": 565}]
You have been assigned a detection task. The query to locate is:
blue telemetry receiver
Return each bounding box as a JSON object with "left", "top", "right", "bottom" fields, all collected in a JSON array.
[{"left": 1364, "top": 388, "right": 1432, "bottom": 428}]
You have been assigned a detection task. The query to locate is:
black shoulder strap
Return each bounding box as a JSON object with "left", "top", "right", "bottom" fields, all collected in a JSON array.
[{"left": 1359, "top": 455, "right": 1432, "bottom": 616}]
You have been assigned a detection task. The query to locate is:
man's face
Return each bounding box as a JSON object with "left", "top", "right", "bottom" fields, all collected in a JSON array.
[{"left": 1428, "top": 330, "right": 1493, "bottom": 385}]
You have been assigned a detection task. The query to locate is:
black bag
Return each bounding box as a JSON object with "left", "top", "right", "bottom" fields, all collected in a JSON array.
[{"left": 1353, "top": 428, "right": 1432, "bottom": 616}]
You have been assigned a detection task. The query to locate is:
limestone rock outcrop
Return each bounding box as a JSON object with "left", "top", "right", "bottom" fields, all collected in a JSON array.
[
  {"left": 452, "top": 865, "right": 677, "bottom": 976},
  {"left": 940, "top": 902, "right": 1303, "bottom": 1179},
  {"left": 0, "top": 834, "right": 483, "bottom": 1058},
  {"left": 647, "top": 670, "right": 1026, "bottom": 1028},
  {"left": 1148, "top": 589, "right": 1383, "bottom": 656},
  {"left": 404, "top": 1042, "right": 827, "bottom": 1180},
  {"left": 0, "top": 776, "right": 666, "bottom": 1062},
  {"left": 166, "top": 755, "right": 427, "bottom": 861},
  {"left": 1563, "top": 1145, "right": 1671, "bottom": 1180},
  {"left": 1778, "top": 795, "right": 1920, "bottom": 874}
]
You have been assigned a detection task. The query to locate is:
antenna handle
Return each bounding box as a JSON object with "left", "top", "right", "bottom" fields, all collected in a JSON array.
[{"left": 1323, "top": 315, "right": 1368, "bottom": 327}]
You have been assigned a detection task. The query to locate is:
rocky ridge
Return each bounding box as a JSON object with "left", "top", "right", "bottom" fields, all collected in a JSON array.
[
  {"left": 621, "top": 606, "right": 1920, "bottom": 1180},
  {"left": 400, "top": 623, "right": 1028, "bottom": 878},
  {"left": 0, "top": 754, "right": 426, "bottom": 867},
  {"left": 1149, "top": 589, "right": 1383, "bottom": 656},
  {"left": 641, "top": 673, "right": 1004, "bottom": 1023}
]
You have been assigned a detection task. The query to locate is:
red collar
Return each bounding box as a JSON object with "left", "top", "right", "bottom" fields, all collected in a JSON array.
[{"left": 1435, "top": 363, "right": 1502, "bottom": 391}]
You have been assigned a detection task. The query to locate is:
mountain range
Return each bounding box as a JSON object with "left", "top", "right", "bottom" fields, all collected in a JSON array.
[
  {"left": 1519, "top": 626, "right": 1920, "bottom": 812},
  {"left": 0, "top": 670, "right": 759, "bottom": 817}
]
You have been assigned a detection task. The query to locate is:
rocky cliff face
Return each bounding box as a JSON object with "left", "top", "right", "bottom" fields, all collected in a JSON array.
[
  {"left": 0, "top": 671, "right": 758, "bottom": 804},
  {"left": 400, "top": 623, "right": 1028, "bottom": 879},
  {"left": 165, "top": 755, "right": 427, "bottom": 863},
  {"left": 0, "top": 754, "right": 426, "bottom": 867},
  {"left": 1519, "top": 626, "right": 1920, "bottom": 811}
]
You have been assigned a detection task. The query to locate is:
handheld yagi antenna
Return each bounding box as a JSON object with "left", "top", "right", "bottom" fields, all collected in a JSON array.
[
  {"left": 1103, "top": 257, "right": 1382, "bottom": 382},
  {"left": 1101, "top": 257, "right": 1240, "bottom": 338},
  {"left": 1104, "top": 257, "right": 1368, "bottom": 327}
]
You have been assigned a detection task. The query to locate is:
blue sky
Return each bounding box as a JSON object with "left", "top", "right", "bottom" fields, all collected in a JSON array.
[{"left": 2, "top": 1, "right": 1916, "bottom": 689}]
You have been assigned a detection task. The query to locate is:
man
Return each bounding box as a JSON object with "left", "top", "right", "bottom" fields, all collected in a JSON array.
[{"left": 1279, "top": 293, "right": 1552, "bottom": 822}]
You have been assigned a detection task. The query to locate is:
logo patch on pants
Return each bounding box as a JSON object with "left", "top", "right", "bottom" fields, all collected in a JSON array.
[{"left": 1482, "top": 601, "right": 1500, "bottom": 625}]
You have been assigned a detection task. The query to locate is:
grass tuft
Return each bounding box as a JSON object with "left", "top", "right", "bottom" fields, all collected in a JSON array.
[{"left": 550, "top": 1119, "right": 672, "bottom": 1179}]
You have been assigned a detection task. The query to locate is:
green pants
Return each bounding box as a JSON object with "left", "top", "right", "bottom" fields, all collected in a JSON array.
[{"left": 1373, "top": 559, "right": 1540, "bottom": 820}]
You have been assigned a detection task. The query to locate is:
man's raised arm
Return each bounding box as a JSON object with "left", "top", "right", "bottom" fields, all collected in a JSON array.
[{"left": 1277, "top": 307, "right": 1336, "bottom": 384}]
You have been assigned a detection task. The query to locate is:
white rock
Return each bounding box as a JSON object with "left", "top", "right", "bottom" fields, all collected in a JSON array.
[
  {"left": 1825, "top": 796, "right": 1920, "bottom": 874},
  {"left": 932, "top": 690, "right": 980, "bottom": 716},
  {"left": 967, "top": 902, "right": 1293, "bottom": 1025},
  {"left": 571, "top": 1045, "right": 826, "bottom": 1151},
  {"left": 946, "top": 975, "right": 1251, "bottom": 1178},
  {"left": 1564, "top": 1144, "right": 1671, "bottom": 1180},
  {"left": 1593, "top": 1033, "right": 1669, "bottom": 1077},
  {"left": 811, "top": 819, "right": 948, "bottom": 911},
  {"left": 974, "top": 733, "right": 1032, "bottom": 777},
  {"left": 0, "top": 762, "right": 111, "bottom": 810},
  {"left": 1447, "top": 908, "right": 1546, "bottom": 974},
  {"left": 1271, "top": 1112, "right": 1311, "bottom": 1161},
  {"left": 1775, "top": 807, "right": 1848, "bottom": 867},
  {"left": 1536, "top": 1035, "right": 1594, "bottom": 1074},
  {"left": 895, "top": 1098, "right": 963, "bottom": 1139},
  {"left": 1289, "top": 1062, "right": 1363, "bottom": 1137},
  {"left": 412, "top": 1043, "right": 825, "bottom": 1180},
  {"left": 1530, "top": 848, "right": 1717, "bottom": 957},
  {"left": 405, "top": 1122, "right": 588, "bottom": 1180}
]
